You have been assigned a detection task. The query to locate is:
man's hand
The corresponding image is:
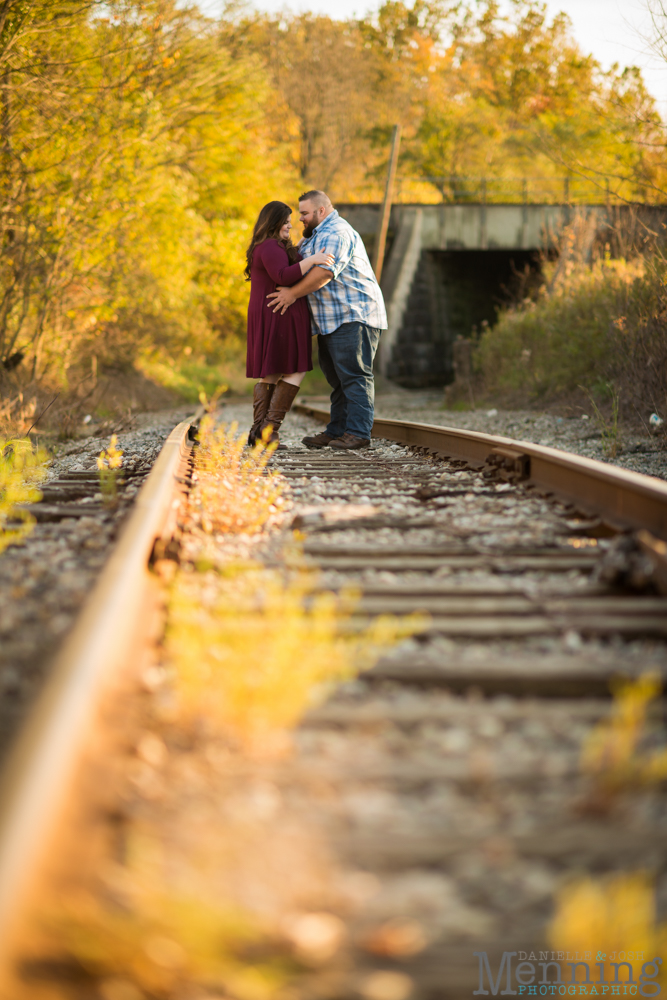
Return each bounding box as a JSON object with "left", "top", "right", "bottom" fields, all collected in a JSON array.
[
  {"left": 267, "top": 267, "right": 333, "bottom": 315},
  {"left": 266, "top": 286, "right": 296, "bottom": 315}
]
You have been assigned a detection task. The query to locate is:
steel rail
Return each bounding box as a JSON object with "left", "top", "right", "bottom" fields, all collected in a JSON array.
[
  {"left": 295, "top": 401, "right": 667, "bottom": 542},
  {"left": 0, "top": 417, "right": 197, "bottom": 966}
]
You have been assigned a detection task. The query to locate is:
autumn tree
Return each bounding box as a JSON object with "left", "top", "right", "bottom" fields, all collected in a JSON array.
[
  {"left": 0, "top": 0, "right": 292, "bottom": 393},
  {"left": 408, "top": 0, "right": 665, "bottom": 201}
]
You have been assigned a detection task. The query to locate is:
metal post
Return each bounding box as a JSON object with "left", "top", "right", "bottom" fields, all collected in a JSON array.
[
  {"left": 521, "top": 178, "right": 528, "bottom": 249},
  {"left": 373, "top": 124, "right": 401, "bottom": 283},
  {"left": 480, "top": 177, "right": 487, "bottom": 249}
]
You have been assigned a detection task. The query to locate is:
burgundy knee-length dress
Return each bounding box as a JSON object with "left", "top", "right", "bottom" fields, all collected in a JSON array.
[{"left": 246, "top": 238, "right": 313, "bottom": 378}]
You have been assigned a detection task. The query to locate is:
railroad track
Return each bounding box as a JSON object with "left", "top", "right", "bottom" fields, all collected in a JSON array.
[{"left": 1, "top": 400, "right": 667, "bottom": 998}]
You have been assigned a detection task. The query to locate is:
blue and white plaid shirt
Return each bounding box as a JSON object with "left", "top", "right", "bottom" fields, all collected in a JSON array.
[{"left": 298, "top": 210, "right": 387, "bottom": 335}]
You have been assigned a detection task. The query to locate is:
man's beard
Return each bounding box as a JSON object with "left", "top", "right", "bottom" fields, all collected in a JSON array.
[{"left": 302, "top": 221, "right": 316, "bottom": 238}]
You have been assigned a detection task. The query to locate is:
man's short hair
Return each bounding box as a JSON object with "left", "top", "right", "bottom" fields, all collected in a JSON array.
[{"left": 298, "top": 189, "right": 332, "bottom": 209}]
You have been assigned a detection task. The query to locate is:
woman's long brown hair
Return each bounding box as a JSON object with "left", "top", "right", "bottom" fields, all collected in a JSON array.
[{"left": 244, "top": 201, "right": 299, "bottom": 280}]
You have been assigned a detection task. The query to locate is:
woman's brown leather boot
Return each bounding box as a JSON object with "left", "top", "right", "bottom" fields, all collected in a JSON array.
[
  {"left": 259, "top": 379, "right": 300, "bottom": 447},
  {"left": 248, "top": 382, "right": 276, "bottom": 446}
]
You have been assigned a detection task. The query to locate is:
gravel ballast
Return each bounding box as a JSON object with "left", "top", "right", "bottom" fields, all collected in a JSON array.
[
  {"left": 0, "top": 407, "right": 192, "bottom": 759},
  {"left": 370, "top": 390, "right": 667, "bottom": 482}
]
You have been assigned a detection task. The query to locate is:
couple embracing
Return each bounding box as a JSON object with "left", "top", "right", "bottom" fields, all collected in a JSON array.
[{"left": 244, "top": 190, "right": 387, "bottom": 449}]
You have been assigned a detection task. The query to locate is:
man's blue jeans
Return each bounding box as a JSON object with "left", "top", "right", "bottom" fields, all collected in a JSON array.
[{"left": 317, "top": 322, "right": 382, "bottom": 440}]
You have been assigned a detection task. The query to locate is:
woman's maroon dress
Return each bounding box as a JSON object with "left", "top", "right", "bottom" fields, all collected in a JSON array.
[{"left": 246, "top": 239, "right": 313, "bottom": 378}]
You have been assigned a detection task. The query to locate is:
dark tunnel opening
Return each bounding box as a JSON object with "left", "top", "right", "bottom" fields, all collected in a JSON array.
[{"left": 385, "top": 248, "right": 543, "bottom": 388}]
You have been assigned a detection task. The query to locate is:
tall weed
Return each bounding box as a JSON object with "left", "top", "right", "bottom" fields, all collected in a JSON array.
[
  {"left": 580, "top": 383, "right": 621, "bottom": 457},
  {"left": 167, "top": 564, "right": 423, "bottom": 751},
  {"left": 97, "top": 434, "right": 124, "bottom": 507},
  {"left": 193, "top": 418, "right": 285, "bottom": 535}
]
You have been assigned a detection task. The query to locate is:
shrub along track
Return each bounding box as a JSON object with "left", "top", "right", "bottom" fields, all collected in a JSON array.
[{"left": 1, "top": 401, "right": 667, "bottom": 998}]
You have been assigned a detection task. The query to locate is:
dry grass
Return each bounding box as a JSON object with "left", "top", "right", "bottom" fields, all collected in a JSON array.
[
  {"left": 43, "top": 838, "right": 295, "bottom": 1000},
  {"left": 550, "top": 873, "right": 667, "bottom": 989},
  {"left": 192, "top": 417, "right": 286, "bottom": 535},
  {"left": 167, "top": 564, "right": 424, "bottom": 752},
  {"left": 0, "top": 391, "right": 40, "bottom": 438},
  {"left": 0, "top": 437, "right": 48, "bottom": 554},
  {"left": 546, "top": 673, "right": 667, "bottom": 991},
  {"left": 581, "top": 672, "right": 667, "bottom": 796}
]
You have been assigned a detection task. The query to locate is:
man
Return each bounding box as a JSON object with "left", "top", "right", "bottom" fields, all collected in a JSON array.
[{"left": 266, "top": 190, "right": 387, "bottom": 450}]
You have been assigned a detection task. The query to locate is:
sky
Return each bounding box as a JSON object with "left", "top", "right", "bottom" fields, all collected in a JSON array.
[{"left": 197, "top": 0, "right": 667, "bottom": 109}]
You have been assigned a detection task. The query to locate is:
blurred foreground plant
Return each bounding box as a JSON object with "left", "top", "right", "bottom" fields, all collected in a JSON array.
[
  {"left": 42, "top": 567, "right": 425, "bottom": 995},
  {"left": 0, "top": 438, "right": 48, "bottom": 553},
  {"left": 582, "top": 672, "right": 667, "bottom": 797},
  {"left": 167, "top": 564, "right": 425, "bottom": 751},
  {"left": 193, "top": 417, "right": 285, "bottom": 535},
  {"left": 550, "top": 872, "right": 667, "bottom": 989},
  {"left": 48, "top": 830, "right": 294, "bottom": 1000},
  {"left": 97, "top": 434, "right": 124, "bottom": 506}
]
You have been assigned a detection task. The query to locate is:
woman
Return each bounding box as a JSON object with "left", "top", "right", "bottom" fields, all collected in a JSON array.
[{"left": 245, "top": 201, "right": 333, "bottom": 447}]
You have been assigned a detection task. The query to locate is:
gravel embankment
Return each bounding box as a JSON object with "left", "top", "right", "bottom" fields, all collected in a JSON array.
[{"left": 371, "top": 390, "right": 667, "bottom": 482}]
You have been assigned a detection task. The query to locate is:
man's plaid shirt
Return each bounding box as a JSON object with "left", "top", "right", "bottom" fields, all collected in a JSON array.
[{"left": 298, "top": 210, "right": 387, "bottom": 335}]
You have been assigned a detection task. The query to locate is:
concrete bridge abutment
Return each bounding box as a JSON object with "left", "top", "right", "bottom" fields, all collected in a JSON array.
[{"left": 336, "top": 202, "right": 663, "bottom": 389}]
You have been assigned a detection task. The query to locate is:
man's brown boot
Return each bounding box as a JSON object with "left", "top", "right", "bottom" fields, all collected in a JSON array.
[
  {"left": 329, "top": 432, "right": 371, "bottom": 450},
  {"left": 302, "top": 430, "right": 340, "bottom": 449},
  {"left": 259, "top": 379, "right": 300, "bottom": 447},
  {"left": 248, "top": 382, "right": 276, "bottom": 446}
]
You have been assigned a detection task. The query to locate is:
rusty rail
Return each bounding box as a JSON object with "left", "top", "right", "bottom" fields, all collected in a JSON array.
[
  {"left": 295, "top": 401, "right": 667, "bottom": 542},
  {"left": 0, "top": 416, "right": 197, "bottom": 964}
]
